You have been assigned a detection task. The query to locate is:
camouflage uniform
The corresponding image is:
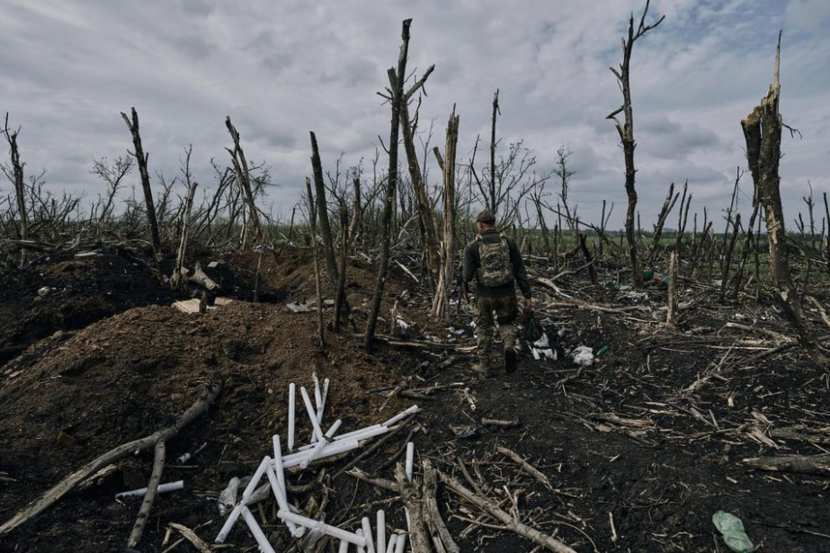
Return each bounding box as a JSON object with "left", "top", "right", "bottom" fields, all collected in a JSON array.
[{"left": 462, "top": 227, "right": 531, "bottom": 372}]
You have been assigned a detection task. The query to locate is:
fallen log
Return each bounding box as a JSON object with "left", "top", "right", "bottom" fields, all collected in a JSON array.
[
  {"left": 496, "top": 446, "right": 552, "bottom": 490},
  {"left": 0, "top": 382, "right": 223, "bottom": 536},
  {"left": 743, "top": 454, "right": 830, "bottom": 476},
  {"left": 422, "top": 460, "right": 459, "bottom": 553},
  {"left": 439, "top": 470, "right": 577, "bottom": 553}
]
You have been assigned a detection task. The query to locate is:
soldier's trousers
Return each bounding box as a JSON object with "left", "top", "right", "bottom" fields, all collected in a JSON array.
[{"left": 475, "top": 294, "right": 518, "bottom": 366}]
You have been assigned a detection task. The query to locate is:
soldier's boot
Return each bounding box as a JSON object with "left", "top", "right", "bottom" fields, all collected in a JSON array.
[
  {"left": 471, "top": 359, "right": 497, "bottom": 378},
  {"left": 504, "top": 347, "right": 518, "bottom": 374}
]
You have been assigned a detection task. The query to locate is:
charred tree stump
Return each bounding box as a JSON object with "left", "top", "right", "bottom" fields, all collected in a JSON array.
[{"left": 121, "top": 107, "right": 162, "bottom": 257}]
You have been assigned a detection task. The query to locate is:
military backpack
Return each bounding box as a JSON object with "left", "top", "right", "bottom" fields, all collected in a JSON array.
[{"left": 476, "top": 233, "right": 513, "bottom": 287}]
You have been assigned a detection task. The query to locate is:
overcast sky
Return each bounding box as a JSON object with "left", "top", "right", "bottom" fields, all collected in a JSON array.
[{"left": 2, "top": 0, "right": 829, "bottom": 230}]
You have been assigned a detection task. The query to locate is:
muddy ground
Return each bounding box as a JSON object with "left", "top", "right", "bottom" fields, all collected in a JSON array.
[{"left": 0, "top": 247, "right": 828, "bottom": 553}]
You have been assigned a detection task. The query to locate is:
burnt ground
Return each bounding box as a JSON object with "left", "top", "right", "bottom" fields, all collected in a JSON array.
[{"left": 0, "top": 248, "right": 828, "bottom": 553}]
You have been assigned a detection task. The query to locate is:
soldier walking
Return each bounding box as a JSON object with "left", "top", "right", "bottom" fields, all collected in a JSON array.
[{"left": 462, "top": 209, "right": 532, "bottom": 376}]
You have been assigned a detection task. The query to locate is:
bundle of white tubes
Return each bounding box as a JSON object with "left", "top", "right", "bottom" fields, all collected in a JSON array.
[{"left": 214, "top": 374, "right": 418, "bottom": 552}]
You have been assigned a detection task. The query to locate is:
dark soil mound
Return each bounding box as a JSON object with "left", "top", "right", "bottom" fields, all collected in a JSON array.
[
  {"left": 0, "top": 249, "right": 177, "bottom": 368},
  {"left": 0, "top": 301, "right": 410, "bottom": 552}
]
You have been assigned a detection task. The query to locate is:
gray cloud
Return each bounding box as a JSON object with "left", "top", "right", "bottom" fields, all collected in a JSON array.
[{"left": 0, "top": 0, "right": 828, "bottom": 229}]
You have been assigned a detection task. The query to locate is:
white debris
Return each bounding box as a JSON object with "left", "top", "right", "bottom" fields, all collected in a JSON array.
[
  {"left": 37, "top": 286, "right": 51, "bottom": 296},
  {"left": 571, "top": 345, "right": 594, "bottom": 366},
  {"left": 218, "top": 477, "right": 240, "bottom": 516},
  {"left": 621, "top": 291, "right": 648, "bottom": 302},
  {"left": 214, "top": 375, "right": 419, "bottom": 550},
  {"left": 115, "top": 480, "right": 184, "bottom": 499}
]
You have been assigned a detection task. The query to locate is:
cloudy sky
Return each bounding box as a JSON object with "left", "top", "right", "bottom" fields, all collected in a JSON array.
[{"left": 1, "top": 0, "right": 829, "bottom": 230}]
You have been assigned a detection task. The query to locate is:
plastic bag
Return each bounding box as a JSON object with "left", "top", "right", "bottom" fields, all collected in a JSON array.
[
  {"left": 523, "top": 315, "right": 544, "bottom": 343},
  {"left": 712, "top": 511, "right": 755, "bottom": 553}
]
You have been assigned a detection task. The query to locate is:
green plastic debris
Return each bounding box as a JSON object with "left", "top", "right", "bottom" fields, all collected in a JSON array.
[
  {"left": 618, "top": 284, "right": 631, "bottom": 291},
  {"left": 642, "top": 269, "right": 655, "bottom": 281},
  {"left": 595, "top": 345, "right": 610, "bottom": 357},
  {"left": 713, "top": 511, "right": 755, "bottom": 553}
]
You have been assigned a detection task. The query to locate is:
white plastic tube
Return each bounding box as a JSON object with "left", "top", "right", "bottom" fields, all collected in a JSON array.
[
  {"left": 288, "top": 383, "right": 296, "bottom": 451},
  {"left": 339, "top": 539, "right": 350, "bottom": 553},
  {"left": 296, "top": 425, "right": 387, "bottom": 452},
  {"left": 313, "top": 373, "right": 322, "bottom": 411},
  {"left": 356, "top": 529, "right": 366, "bottom": 553},
  {"left": 301, "top": 386, "right": 325, "bottom": 442},
  {"left": 216, "top": 502, "right": 243, "bottom": 543},
  {"left": 362, "top": 517, "right": 375, "bottom": 553},
  {"left": 301, "top": 419, "right": 342, "bottom": 469},
  {"left": 241, "top": 506, "right": 276, "bottom": 553},
  {"left": 242, "top": 457, "right": 271, "bottom": 502},
  {"left": 376, "top": 510, "right": 386, "bottom": 553},
  {"left": 405, "top": 443, "right": 414, "bottom": 482},
  {"left": 272, "top": 436, "right": 287, "bottom": 496},
  {"left": 317, "top": 378, "right": 330, "bottom": 423},
  {"left": 280, "top": 439, "right": 359, "bottom": 469},
  {"left": 385, "top": 534, "right": 397, "bottom": 553},
  {"left": 115, "top": 480, "right": 183, "bottom": 499},
  {"left": 265, "top": 465, "right": 300, "bottom": 537},
  {"left": 383, "top": 405, "right": 419, "bottom": 427},
  {"left": 394, "top": 533, "right": 406, "bottom": 553},
  {"left": 277, "top": 510, "right": 366, "bottom": 548},
  {"left": 215, "top": 457, "right": 272, "bottom": 543}
]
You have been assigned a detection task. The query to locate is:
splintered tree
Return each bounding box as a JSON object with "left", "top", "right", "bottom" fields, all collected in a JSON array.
[
  {"left": 1, "top": 114, "right": 28, "bottom": 265},
  {"left": 225, "top": 117, "right": 262, "bottom": 248},
  {"left": 398, "top": 63, "right": 439, "bottom": 285},
  {"left": 606, "top": 0, "right": 664, "bottom": 289},
  {"left": 121, "top": 108, "right": 163, "bottom": 257},
  {"left": 365, "top": 19, "right": 412, "bottom": 350},
  {"left": 431, "top": 106, "right": 460, "bottom": 319},
  {"left": 741, "top": 32, "right": 821, "bottom": 360}
]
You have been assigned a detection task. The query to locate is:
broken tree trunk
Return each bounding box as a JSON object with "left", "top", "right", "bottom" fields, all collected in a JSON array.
[
  {"left": 740, "top": 32, "right": 822, "bottom": 362},
  {"left": 666, "top": 251, "right": 679, "bottom": 330},
  {"left": 422, "top": 459, "right": 459, "bottom": 553},
  {"left": 399, "top": 65, "right": 440, "bottom": 284},
  {"left": 309, "top": 131, "right": 340, "bottom": 287},
  {"left": 0, "top": 382, "right": 222, "bottom": 536},
  {"left": 646, "top": 182, "right": 677, "bottom": 265},
  {"left": 334, "top": 200, "right": 349, "bottom": 332},
  {"left": 607, "top": 1, "right": 664, "bottom": 290},
  {"left": 431, "top": 106, "right": 460, "bottom": 319},
  {"left": 225, "top": 117, "right": 262, "bottom": 248},
  {"left": 121, "top": 107, "right": 162, "bottom": 257},
  {"left": 489, "top": 89, "right": 499, "bottom": 212},
  {"left": 366, "top": 19, "right": 411, "bottom": 350},
  {"left": 173, "top": 179, "right": 198, "bottom": 289},
  {"left": 2, "top": 114, "right": 28, "bottom": 266},
  {"left": 306, "top": 178, "right": 326, "bottom": 349}
]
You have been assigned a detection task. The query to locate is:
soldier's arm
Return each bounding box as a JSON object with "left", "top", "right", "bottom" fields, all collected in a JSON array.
[{"left": 509, "top": 239, "right": 532, "bottom": 299}]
